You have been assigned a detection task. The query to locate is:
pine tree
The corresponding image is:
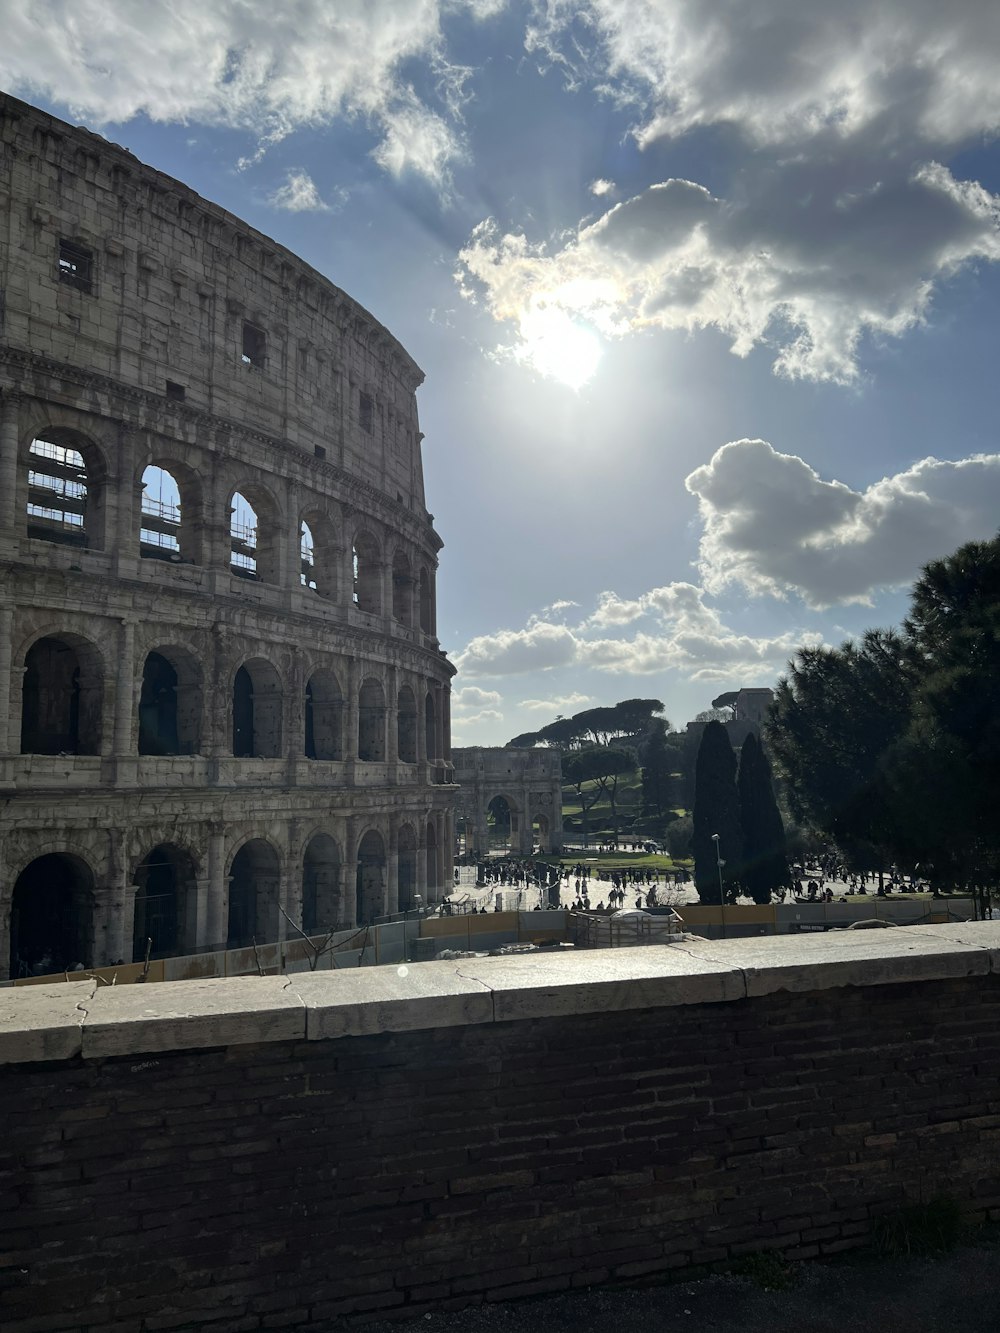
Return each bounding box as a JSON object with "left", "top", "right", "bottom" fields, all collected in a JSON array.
[
  {"left": 738, "top": 733, "right": 788, "bottom": 904},
  {"left": 692, "top": 721, "right": 742, "bottom": 904}
]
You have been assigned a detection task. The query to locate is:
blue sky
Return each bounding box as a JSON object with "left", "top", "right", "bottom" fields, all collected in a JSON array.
[{"left": 6, "top": 1, "right": 1000, "bottom": 743}]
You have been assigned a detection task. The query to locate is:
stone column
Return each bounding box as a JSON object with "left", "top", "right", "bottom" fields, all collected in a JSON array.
[
  {"left": 416, "top": 839, "right": 428, "bottom": 903},
  {"left": 386, "top": 843, "right": 399, "bottom": 916},
  {"left": 113, "top": 619, "right": 136, "bottom": 755},
  {"left": 442, "top": 809, "right": 455, "bottom": 889},
  {"left": 344, "top": 657, "right": 359, "bottom": 762},
  {"left": 206, "top": 825, "right": 227, "bottom": 950},
  {"left": 385, "top": 665, "right": 398, "bottom": 765},
  {"left": 0, "top": 389, "right": 22, "bottom": 541},
  {"left": 114, "top": 425, "right": 141, "bottom": 573},
  {"left": 0, "top": 602, "right": 13, "bottom": 757},
  {"left": 287, "top": 482, "right": 301, "bottom": 592},
  {"left": 381, "top": 560, "right": 394, "bottom": 621}
]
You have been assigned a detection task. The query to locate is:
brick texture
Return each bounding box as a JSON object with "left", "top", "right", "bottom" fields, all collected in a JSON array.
[{"left": 3, "top": 975, "right": 1000, "bottom": 1329}]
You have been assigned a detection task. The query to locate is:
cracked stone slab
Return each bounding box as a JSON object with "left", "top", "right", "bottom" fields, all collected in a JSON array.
[
  {"left": 292, "top": 964, "right": 494, "bottom": 1039},
  {"left": 81, "top": 976, "right": 306, "bottom": 1058},
  {"left": 454, "top": 945, "right": 746, "bottom": 1022},
  {"left": 0, "top": 980, "right": 95, "bottom": 1064},
  {"left": 671, "top": 926, "right": 994, "bottom": 997}
]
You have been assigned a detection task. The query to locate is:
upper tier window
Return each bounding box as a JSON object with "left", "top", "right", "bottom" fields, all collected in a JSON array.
[
  {"left": 58, "top": 239, "right": 93, "bottom": 294},
  {"left": 242, "top": 322, "right": 266, "bottom": 368}
]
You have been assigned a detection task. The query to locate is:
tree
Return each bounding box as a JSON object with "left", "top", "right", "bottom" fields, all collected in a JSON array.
[
  {"left": 737, "top": 733, "right": 788, "bottom": 903},
  {"left": 766, "top": 629, "right": 916, "bottom": 875},
  {"left": 638, "top": 719, "right": 679, "bottom": 830},
  {"left": 692, "top": 721, "right": 742, "bottom": 904},
  {"left": 563, "top": 746, "right": 636, "bottom": 844}
]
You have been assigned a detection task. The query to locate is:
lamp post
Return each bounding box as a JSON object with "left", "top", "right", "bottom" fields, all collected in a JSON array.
[{"left": 711, "top": 833, "right": 726, "bottom": 937}]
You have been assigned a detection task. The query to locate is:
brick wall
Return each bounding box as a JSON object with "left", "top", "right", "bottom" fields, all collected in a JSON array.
[{"left": 3, "top": 931, "right": 1000, "bottom": 1329}]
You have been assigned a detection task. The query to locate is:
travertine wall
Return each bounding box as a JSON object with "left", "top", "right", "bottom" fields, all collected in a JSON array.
[
  {"left": 0, "top": 93, "right": 456, "bottom": 979},
  {"left": 2, "top": 927, "right": 1000, "bottom": 1329}
]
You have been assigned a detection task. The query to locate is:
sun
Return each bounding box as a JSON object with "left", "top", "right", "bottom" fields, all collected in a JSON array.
[{"left": 517, "top": 305, "right": 603, "bottom": 390}]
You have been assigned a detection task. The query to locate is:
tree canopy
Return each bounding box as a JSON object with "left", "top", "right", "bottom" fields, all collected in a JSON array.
[{"left": 766, "top": 533, "right": 1000, "bottom": 904}]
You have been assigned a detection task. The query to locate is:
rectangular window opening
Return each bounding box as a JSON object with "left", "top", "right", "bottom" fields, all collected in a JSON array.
[
  {"left": 58, "top": 239, "right": 94, "bottom": 293},
  {"left": 242, "top": 322, "right": 266, "bottom": 368},
  {"left": 359, "top": 391, "right": 373, "bottom": 434},
  {"left": 314, "top": 445, "right": 327, "bottom": 460},
  {"left": 165, "top": 380, "right": 186, "bottom": 401}
]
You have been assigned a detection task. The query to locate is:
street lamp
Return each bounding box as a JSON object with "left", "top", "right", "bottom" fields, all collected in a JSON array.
[{"left": 711, "top": 833, "right": 726, "bottom": 935}]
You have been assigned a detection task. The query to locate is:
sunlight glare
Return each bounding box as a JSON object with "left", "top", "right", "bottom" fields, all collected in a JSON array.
[{"left": 517, "top": 306, "right": 602, "bottom": 390}]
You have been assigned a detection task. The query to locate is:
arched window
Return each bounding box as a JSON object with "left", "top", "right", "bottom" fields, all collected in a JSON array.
[
  {"left": 132, "top": 844, "right": 197, "bottom": 960},
  {"left": 392, "top": 549, "right": 412, "bottom": 625},
  {"left": 228, "top": 840, "right": 280, "bottom": 948},
  {"left": 397, "top": 686, "right": 417, "bottom": 763},
  {"left": 355, "top": 830, "right": 385, "bottom": 925},
  {"left": 300, "top": 520, "right": 316, "bottom": 589},
  {"left": 26, "top": 433, "right": 95, "bottom": 547},
  {"left": 232, "top": 660, "right": 283, "bottom": 758},
  {"left": 426, "top": 819, "right": 440, "bottom": 898},
  {"left": 302, "top": 834, "right": 343, "bottom": 934},
  {"left": 418, "top": 567, "right": 433, "bottom": 634},
  {"left": 304, "top": 670, "right": 343, "bottom": 760},
  {"left": 397, "top": 825, "right": 417, "bottom": 913},
  {"left": 8, "top": 854, "right": 92, "bottom": 979},
  {"left": 425, "top": 691, "right": 438, "bottom": 761},
  {"left": 138, "top": 648, "right": 202, "bottom": 755},
  {"left": 230, "top": 487, "right": 279, "bottom": 582},
  {"left": 230, "top": 491, "right": 258, "bottom": 579},
  {"left": 357, "top": 678, "right": 386, "bottom": 762},
  {"left": 352, "top": 532, "right": 381, "bottom": 613},
  {"left": 20, "top": 635, "right": 103, "bottom": 755},
  {"left": 140, "top": 465, "right": 182, "bottom": 560}
]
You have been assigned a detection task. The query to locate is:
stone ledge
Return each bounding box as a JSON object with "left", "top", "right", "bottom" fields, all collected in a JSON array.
[{"left": 1, "top": 923, "right": 998, "bottom": 1065}]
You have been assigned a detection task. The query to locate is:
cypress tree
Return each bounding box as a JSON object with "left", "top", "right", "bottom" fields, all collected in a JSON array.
[
  {"left": 692, "top": 721, "right": 742, "bottom": 904},
  {"left": 738, "top": 733, "right": 788, "bottom": 904}
]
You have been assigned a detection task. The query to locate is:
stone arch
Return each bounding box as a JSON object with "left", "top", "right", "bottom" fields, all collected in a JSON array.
[
  {"left": 352, "top": 529, "right": 382, "bottom": 614},
  {"left": 397, "top": 685, "right": 417, "bottom": 764},
  {"left": 397, "top": 823, "right": 418, "bottom": 913},
  {"left": 304, "top": 668, "right": 343, "bottom": 761},
  {"left": 355, "top": 828, "right": 386, "bottom": 925},
  {"left": 227, "top": 838, "right": 281, "bottom": 948},
  {"left": 299, "top": 505, "right": 338, "bottom": 599},
  {"left": 487, "top": 794, "right": 518, "bottom": 854},
  {"left": 357, "top": 677, "right": 386, "bottom": 762},
  {"left": 426, "top": 818, "right": 440, "bottom": 898},
  {"left": 391, "top": 547, "right": 413, "bottom": 625},
  {"left": 131, "top": 842, "right": 198, "bottom": 960},
  {"left": 418, "top": 565, "right": 434, "bottom": 634},
  {"left": 229, "top": 483, "right": 281, "bottom": 583},
  {"left": 302, "top": 833, "right": 343, "bottom": 934},
  {"left": 139, "top": 460, "right": 203, "bottom": 564},
  {"left": 8, "top": 852, "right": 94, "bottom": 978},
  {"left": 20, "top": 630, "right": 105, "bottom": 755},
  {"left": 532, "top": 812, "right": 552, "bottom": 853},
  {"left": 24, "top": 426, "right": 109, "bottom": 550},
  {"left": 232, "top": 658, "right": 283, "bottom": 758},
  {"left": 425, "top": 690, "right": 438, "bottom": 761},
  {"left": 138, "top": 645, "right": 203, "bottom": 755}
]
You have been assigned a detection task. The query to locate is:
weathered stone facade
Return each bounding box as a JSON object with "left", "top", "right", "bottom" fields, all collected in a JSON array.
[
  {"left": 0, "top": 93, "right": 455, "bottom": 980},
  {"left": 452, "top": 747, "right": 563, "bottom": 856}
]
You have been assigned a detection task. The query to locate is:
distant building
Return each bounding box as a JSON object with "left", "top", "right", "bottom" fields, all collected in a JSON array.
[{"left": 452, "top": 748, "right": 564, "bottom": 856}]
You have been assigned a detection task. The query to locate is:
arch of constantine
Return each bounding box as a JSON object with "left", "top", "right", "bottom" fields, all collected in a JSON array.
[
  {"left": 452, "top": 748, "right": 564, "bottom": 857},
  {"left": 0, "top": 93, "right": 455, "bottom": 980}
]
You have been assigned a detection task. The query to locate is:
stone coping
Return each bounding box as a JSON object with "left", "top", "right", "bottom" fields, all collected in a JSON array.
[{"left": 2, "top": 923, "right": 999, "bottom": 1065}]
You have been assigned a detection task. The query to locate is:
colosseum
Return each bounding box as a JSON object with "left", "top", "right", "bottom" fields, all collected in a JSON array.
[{"left": 0, "top": 93, "right": 456, "bottom": 981}]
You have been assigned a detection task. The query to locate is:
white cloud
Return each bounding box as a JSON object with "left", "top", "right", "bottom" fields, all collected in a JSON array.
[
  {"left": 686, "top": 440, "right": 1000, "bottom": 607},
  {"left": 452, "top": 686, "right": 503, "bottom": 708},
  {"left": 0, "top": 0, "right": 491, "bottom": 186},
  {"left": 590, "top": 178, "right": 616, "bottom": 197},
  {"left": 453, "top": 621, "right": 579, "bottom": 676},
  {"left": 531, "top": 1, "right": 1000, "bottom": 151},
  {"left": 268, "top": 169, "right": 329, "bottom": 212},
  {"left": 540, "top": 598, "right": 580, "bottom": 618},
  {"left": 460, "top": 2, "right": 1000, "bottom": 383},
  {"left": 453, "top": 581, "right": 820, "bottom": 684},
  {"left": 459, "top": 165, "right": 1000, "bottom": 385},
  {"left": 520, "top": 693, "right": 592, "bottom": 712}
]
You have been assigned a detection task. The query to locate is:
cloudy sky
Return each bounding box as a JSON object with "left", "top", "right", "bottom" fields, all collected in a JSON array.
[{"left": 6, "top": 1, "right": 1000, "bottom": 743}]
